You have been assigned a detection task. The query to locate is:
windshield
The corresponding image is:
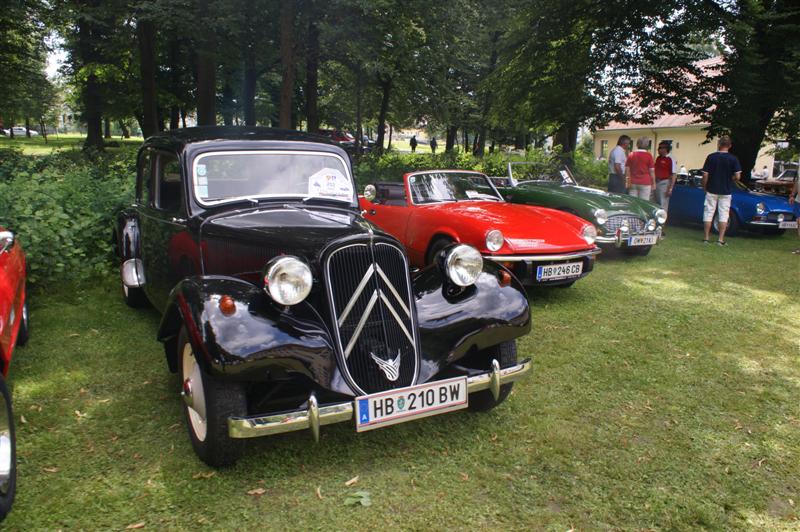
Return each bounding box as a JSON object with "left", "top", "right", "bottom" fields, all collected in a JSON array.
[
  {"left": 408, "top": 172, "right": 503, "bottom": 204},
  {"left": 192, "top": 151, "right": 355, "bottom": 206},
  {"left": 510, "top": 163, "right": 576, "bottom": 185}
]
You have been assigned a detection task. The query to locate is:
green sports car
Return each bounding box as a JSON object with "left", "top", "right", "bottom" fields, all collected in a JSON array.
[{"left": 491, "top": 163, "right": 667, "bottom": 255}]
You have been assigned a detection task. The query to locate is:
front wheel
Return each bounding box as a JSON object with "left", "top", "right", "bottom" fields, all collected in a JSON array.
[
  {"left": 425, "top": 236, "right": 454, "bottom": 266},
  {"left": 468, "top": 340, "right": 517, "bottom": 412},
  {"left": 15, "top": 298, "right": 28, "bottom": 347},
  {"left": 0, "top": 376, "right": 16, "bottom": 521},
  {"left": 178, "top": 327, "right": 246, "bottom": 467},
  {"left": 712, "top": 212, "right": 740, "bottom": 236}
]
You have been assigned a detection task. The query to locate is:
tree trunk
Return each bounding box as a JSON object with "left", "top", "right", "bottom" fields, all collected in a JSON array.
[
  {"left": 730, "top": 112, "right": 774, "bottom": 184},
  {"left": 221, "top": 82, "right": 234, "bottom": 126},
  {"left": 137, "top": 17, "right": 159, "bottom": 138},
  {"left": 445, "top": 126, "right": 457, "bottom": 152},
  {"left": 375, "top": 77, "right": 392, "bottom": 153},
  {"left": 195, "top": 0, "right": 216, "bottom": 127},
  {"left": 104, "top": 116, "right": 111, "bottom": 138},
  {"left": 474, "top": 31, "right": 500, "bottom": 158},
  {"left": 39, "top": 118, "right": 48, "bottom": 143},
  {"left": 25, "top": 117, "right": 31, "bottom": 138},
  {"left": 514, "top": 133, "right": 525, "bottom": 150},
  {"left": 462, "top": 128, "right": 468, "bottom": 152},
  {"left": 242, "top": 59, "right": 257, "bottom": 126},
  {"left": 388, "top": 124, "right": 393, "bottom": 150},
  {"left": 553, "top": 123, "right": 579, "bottom": 165},
  {"left": 77, "top": 5, "right": 104, "bottom": 151},
  {"left": 170, "top": 106, "right": 180, "bottom": 129},
  {"left": 305, "top": 0, "right": 319, "bottom": 132},
  {"left": 119, "top": 120, "right": 130, "bottom": 138},
  {"left": 278, "top": 1, "right": 296, "bottom": 129},
  {"left": 181, "top": 108, "right": 187, "bottom": 128},
  {"left": 355, "top": 72, "right": 363, "bottom": 154}
]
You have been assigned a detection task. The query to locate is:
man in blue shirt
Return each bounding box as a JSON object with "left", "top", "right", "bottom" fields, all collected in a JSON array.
[{"left": 701, "top": 136, "right": 741, "bottom": 245}]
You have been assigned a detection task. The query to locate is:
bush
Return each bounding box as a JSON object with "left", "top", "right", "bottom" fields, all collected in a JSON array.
[
  {"left": 353, "top": 147, "right": 607, "bottom": 188},
  {"left": 0, "top": 148, "right": 136, "bottom": 285}
]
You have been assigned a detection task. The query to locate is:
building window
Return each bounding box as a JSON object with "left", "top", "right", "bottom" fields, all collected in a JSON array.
[{"left": 600, "top": 140, "right": 608, "bottom": 158}]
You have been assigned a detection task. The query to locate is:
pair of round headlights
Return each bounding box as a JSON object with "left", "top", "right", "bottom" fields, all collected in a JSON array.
[{"left": 264, "top": 245, "right": 484, "bottom": 306}]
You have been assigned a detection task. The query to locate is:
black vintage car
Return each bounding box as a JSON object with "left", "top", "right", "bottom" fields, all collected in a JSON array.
[{"left": 115, "top": 127, "right": 532, "bottom": 466}]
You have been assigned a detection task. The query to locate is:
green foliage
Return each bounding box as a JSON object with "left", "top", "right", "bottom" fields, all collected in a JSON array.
[
  {"left": 353, "top": 148, "right": 606, "bottom": 187},
  {"left": 0, "top": 148, "right": 136, "bottom": 284}
]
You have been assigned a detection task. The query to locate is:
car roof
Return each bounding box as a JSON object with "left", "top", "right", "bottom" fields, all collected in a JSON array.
[{"left": 144, "top": 126, "right": 343, "bottom": 154}]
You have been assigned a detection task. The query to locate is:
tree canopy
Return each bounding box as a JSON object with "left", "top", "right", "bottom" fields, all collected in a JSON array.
[{"left": 2, "top": 0, "right": 798, "bottom": 172}]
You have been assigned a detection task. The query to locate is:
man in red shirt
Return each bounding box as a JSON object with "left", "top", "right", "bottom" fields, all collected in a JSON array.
[
  {"left": 654, "top": 141, "right": 677, "bottom": 212},
  {"left": 625, "top": 137, "right": 656, "bottom": 200}
]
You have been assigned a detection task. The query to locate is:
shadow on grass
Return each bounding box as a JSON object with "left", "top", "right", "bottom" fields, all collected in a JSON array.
[{"left": 5, "top": 237, "right": 800, "bottom": 529}]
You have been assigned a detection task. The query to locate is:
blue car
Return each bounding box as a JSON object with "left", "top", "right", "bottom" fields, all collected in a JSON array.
[{"left": 668, "top": 170, "right": 799, "bottom": 235}]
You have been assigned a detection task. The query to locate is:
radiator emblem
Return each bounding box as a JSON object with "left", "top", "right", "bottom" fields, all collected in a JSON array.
[{"left": 370, "top": 350, "right": 402, "bottom": 381}]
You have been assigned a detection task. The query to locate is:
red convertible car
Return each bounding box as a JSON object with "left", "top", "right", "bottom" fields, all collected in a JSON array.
[
  {"left": 0, "top": 228, "right": 27, "bottom": 520},
  {"left": 360, "top": 170, "right": 601, "bottom": 287}
]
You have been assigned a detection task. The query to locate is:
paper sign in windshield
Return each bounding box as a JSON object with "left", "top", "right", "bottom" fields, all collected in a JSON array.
[
  {"left": 465, "top": 190, "right": 479, "bottom": 199},
  {"left": 308, "top": 168, "right": 353, "bottom": 200}
]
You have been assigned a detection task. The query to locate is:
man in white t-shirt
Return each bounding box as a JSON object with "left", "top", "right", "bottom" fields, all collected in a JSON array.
[{"left": 607, "top": 135, "right": 631, "bottom": 193}]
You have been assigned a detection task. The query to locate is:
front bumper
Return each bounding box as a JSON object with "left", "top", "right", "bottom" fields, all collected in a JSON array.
[
  {"left": 228, "top": 358, "right": 532, "bottom": 440},
  {"left": 484, "top": 249, "right": 601, "bottom": 286},
  {"left": 595, "top": 227, "right": 662, "bottom": 247}
]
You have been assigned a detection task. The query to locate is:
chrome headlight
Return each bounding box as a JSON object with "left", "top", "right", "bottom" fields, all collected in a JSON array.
[
  {"left": 655, "top": 209, "right": 668, "bottom": 224},
  {"left": 756, "top": 202, "right": 766, "bottom": 215},
  {"left": 485, "top": 229, "right": 504, "bottom": 252},
  {"left": 264, "top": 256, "right": 312, "bottom": 305},
  {"left": 582, "top": 225, "right": 597, "bottom": 245},
  {"left": 445, "top": 244, "right": 483, "bottom": 287},
  {"left": 594, "top": 209, "right": 608, "bottom": 225},
  {"left": 646, "top": 219, "right": 657, "bottom": 232}
]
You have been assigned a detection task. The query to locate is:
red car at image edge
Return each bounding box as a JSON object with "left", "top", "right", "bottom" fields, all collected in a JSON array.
[{"left": 0, "top": 228, "right": 27, "bottom": 520}]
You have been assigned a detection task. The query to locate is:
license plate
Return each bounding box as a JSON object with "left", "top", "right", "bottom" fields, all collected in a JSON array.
[
  {"left": 779, "top": 221, "right": 798, "bottom": 229},
  {"left": 536, "top": 261, "right": 583, "bottom": 281},
  {"left": 355, "top": 377, "right": 468, "bottom": 432},
  {"left": 628, "top": 234, "right": 658, "bottom": 246}
]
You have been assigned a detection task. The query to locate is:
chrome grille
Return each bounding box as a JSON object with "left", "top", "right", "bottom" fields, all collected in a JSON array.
[
  {"left": 767, "top": 212, "right": 795, "bottom": 221},
  {"left": 606, "top": 215, "right": 645, "bottom": 233},
  {"left": 325, "top": 241, "right": 418, "bottom": 394}
]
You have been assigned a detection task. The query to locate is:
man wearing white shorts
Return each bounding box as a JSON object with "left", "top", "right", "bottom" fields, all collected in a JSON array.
[{"left": 701, "top": 136, "right": 741, "bottom": 245}]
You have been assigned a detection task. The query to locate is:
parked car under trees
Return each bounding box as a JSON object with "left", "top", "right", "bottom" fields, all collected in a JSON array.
[
  {"left": 491, "top": 163, "right": 666, "bottom": 256},
  {"left": 114, "top": 128, "right": 532, "bottom": 467},
  {"left": 360, "top": 170, "right": 601, "bottom": 288}
]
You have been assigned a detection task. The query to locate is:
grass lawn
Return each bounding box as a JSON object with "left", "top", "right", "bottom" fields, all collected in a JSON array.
[
  {"left": 0, "top": 133, "right": 142, "bottom": 155},
  {"left": 5, "top": 226, "right": 800, "bottom": 529}
]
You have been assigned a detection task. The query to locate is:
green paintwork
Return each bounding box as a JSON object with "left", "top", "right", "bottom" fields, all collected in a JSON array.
[{"left": 493, "top": 176, "right": 663, "bottom": 240}]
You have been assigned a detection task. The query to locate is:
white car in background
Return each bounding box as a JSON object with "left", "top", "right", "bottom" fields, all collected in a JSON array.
[{"left": 6, "top": 127, "right": 38, "bottom": 137}]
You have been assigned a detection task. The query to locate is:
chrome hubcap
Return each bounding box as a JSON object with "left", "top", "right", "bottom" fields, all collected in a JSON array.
[
  {"left": 181, "top": 343, "right": 207, "bottom": 442},
  {"left": 0, "top": 391, "right": 12, "bottom": 495}
]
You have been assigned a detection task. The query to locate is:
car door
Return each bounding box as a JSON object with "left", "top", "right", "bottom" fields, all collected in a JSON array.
[
  {"left": 669, "top": 175, "right": 705, "bottom": 222},
  {"left": 362, "top": 183, "right": 413, "bottom": 243},
  {"left": 139, "top": 150, "right": 190, "bottom": 311}
]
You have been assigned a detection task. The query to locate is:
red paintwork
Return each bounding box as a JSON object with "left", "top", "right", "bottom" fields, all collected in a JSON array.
[
  {"left": 360, "top": 171, "right": 597, "bottom": 267},
  {"left": 0, "top": 229, "right": 26, "bottom": 376}
]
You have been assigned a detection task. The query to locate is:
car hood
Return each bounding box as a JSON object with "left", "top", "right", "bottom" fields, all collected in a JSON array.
[
  {"left": 734, "top": 187, "right": 796, "bottom": 211},
  {"left": 423, "top": 201, "right": 592, "bottom": 253},
  {"left": 201, "top": 206, "right": 380, "bottom": 268},
  {"left": 512, "top": 182, "right": 657, "bottom": 216}
]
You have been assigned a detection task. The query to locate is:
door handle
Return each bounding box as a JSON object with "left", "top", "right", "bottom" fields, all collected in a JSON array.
[
  {"left": 369, "top": 209, "right": 376, "bottom": 215},
  {"left": 171, "top": 217, "right": 186, "bottom": 224}
]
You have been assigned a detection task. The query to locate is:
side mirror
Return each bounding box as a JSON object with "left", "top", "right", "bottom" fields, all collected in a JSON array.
[
  {"left": 0, "top": 231, "right": 14, "bottom": 254},
  {"left": 364, "top": 184, "right": 377, "bottom": 202}
]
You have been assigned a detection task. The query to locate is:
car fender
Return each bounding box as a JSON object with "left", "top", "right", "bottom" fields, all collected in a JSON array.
[
  {"left": 156, "top": 276, "right": 346, "bottom": 390},
  {"left": 412, "top": 257, "right": 531, "bottom": 382}
]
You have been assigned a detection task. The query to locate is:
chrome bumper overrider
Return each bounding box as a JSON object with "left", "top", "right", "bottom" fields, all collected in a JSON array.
[{"left": 228, "top": 358, "right": 532, "bottom": 440}]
